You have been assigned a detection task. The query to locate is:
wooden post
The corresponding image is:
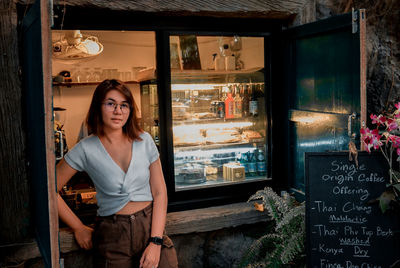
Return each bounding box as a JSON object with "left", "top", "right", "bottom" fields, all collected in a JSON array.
[
  {"left": 359, "top": 9, "right": 367, "bottom": 151},
  {"left": 0, "top": 0, "right": 31, "bottom": 245},
  {"left": 40, "top": 0, "right": 60, "bottom": 266}
]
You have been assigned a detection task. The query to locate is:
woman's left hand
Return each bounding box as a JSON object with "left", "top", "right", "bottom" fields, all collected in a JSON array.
[{"left": 140, "top": 243, "right": 161, "bottom": 268}]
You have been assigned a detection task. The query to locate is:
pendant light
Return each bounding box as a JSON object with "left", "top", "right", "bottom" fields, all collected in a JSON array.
[{"left": 52, "top": 30, "right": 104, "bottom": 64}]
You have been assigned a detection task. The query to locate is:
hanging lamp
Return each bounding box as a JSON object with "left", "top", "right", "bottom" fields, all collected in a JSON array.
[{"left": 52, "top": 30, "right": 104, "bottom": 64}]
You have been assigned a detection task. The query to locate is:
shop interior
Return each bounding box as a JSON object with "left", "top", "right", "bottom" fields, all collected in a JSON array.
[{"left": 52, "top": 30, "right": 268, "bottom": 220}]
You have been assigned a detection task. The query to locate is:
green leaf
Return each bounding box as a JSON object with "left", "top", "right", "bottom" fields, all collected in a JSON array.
[
  {"left": 379, "top": 199, "right": 389, "bottom": 213},
  {"left": 391, "top": 170, "right": 400, "bottom": 182},
  {"left": 378, "top": 190, "right": 396, "bottom": 213},
  {"left": 393, "top": 183, "right": 400, "bottom": 194}
]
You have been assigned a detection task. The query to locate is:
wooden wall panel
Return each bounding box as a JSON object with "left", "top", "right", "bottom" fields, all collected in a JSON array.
[{"left": 0, "top": 0, "right": 31, "bottom": 245}]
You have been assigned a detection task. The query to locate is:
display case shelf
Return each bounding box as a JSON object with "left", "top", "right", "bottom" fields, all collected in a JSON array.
[
  {"left": 175, "top": 176, "right": 271, "bottom": 191},
  {"left": 52, "top": 81, "right": 138, "bottom": 87},
  {"left": 172, "top": 116, "right": 259, "bottom": 126},
  {"left": 173, "top": 138, "right": 264, "bottom": 152}
]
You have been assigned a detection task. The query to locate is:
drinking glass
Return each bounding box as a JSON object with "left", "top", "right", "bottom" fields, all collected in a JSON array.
[{"left": 93, "top": 68, "right": 102, "bottom": 81}]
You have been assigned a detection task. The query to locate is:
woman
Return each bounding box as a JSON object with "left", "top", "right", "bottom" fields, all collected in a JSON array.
[{"left": 57, "top": 79, "right": 178, "bottom": 268}]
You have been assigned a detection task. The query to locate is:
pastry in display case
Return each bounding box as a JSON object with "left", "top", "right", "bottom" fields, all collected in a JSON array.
[
  {"left": 170, "top": 76, "right": 268, "bottom": 191},
  {"left": 175, "top": 163, "right": 206, "bottom": 185}
]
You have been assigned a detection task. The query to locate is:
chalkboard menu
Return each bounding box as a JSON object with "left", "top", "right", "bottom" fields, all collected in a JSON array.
[{"left": 306, "top": 152, "right": 400, "bottom": 268}]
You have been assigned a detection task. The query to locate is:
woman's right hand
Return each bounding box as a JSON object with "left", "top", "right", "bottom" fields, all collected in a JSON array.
[
  {"left": 73, "top": 224, "right": 94, "bottom": 250},
  {"left": 56, "top": 160, "right": 93, "bottom": 249}
]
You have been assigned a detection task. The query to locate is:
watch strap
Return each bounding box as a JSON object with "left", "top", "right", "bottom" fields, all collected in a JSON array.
[{"left": 149, "top": 236, "right": 163, "bottom": 245}]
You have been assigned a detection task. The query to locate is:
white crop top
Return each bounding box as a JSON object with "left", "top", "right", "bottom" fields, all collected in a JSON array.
[{"left": 64, "top": 132, "right": 159, "bottom": 216}]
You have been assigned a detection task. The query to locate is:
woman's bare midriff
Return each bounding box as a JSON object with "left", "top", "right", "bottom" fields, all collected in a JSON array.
[{"left": 116, "top": 201, "right": 152, "bottom": 215}]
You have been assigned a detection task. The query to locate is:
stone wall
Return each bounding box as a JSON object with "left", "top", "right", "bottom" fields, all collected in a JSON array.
[
  {"left": 315, "top": 0, "right": 400, "bottom": 118},
  {"left": 3, "top": 202, "right": 270, "bottom": 268}
]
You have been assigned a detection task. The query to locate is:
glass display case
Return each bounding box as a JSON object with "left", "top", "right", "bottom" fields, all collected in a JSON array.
[
  {"left": 169, "top": 35, "right": 270, "bottom": 191},
  {"left": 140, "top": 80, "right": 160, "bottom": 148}
]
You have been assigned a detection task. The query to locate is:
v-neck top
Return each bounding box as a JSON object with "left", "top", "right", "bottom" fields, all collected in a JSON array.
[{"left": 64, "top": 132, "right": 159, "bottom": 216}]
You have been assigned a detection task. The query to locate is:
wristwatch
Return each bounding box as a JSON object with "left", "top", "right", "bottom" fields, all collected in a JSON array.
[{"left": 149, "top": 236, "right": 163, "bottom": 246}]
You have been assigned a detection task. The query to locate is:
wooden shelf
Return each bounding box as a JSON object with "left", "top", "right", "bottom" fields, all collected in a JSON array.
[
  {"left": 52, "top": 80, "right": 139, "bottom": 87},
  {"left": 135, "top": 66, "right": 264, "bottom": 82},
  {"left": 52, "top": 67, "right": 264, "bottom": 85},
  {"left": 171, "top": 67, "right": 264, "bottom": 77}
]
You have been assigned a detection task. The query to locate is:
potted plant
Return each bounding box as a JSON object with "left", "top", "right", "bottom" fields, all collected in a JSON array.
[{"left": 239, "top": 187, "right": 305, "bottom": 268}]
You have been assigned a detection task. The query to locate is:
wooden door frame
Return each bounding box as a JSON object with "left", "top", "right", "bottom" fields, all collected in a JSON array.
[
  {"left": 359, "top": 9, "right": 367, "bottom": 150},
  {"left": 41, "top": 0, "right": 59, "bottom": 266}
]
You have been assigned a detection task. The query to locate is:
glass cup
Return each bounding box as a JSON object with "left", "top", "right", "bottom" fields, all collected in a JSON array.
[
  {"left": 117, "top": 71, "right": 123, "bottom": 80},
  {"left": 124, "top": 71, "right": 132, "bottom": 81},
  {"left": 111, "top": 69, "right": 119, "bottom": 79},
  {"left": 102, "top": 69, "right": 111, "bottom": 80},
  {"left": 82, "top": 67, "right": 91, "bottom": 82},
  {"left": 69, "top": 68, "right": 76, "bottom": 82},
  {"left": 93, "top": 68, "right": 102, "bottom": 82},
  {"left": 73, "top": 68, "right": 83, "bottom": 83}
]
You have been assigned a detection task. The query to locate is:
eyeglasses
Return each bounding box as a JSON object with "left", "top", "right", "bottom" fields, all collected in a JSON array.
[{"left": 102, "top": 101, "right": 131, "bottom": 114}]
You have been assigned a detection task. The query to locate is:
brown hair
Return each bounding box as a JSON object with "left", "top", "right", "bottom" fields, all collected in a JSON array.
[{"left": 86, "top": 79, "right": 142, "bottom": 141}]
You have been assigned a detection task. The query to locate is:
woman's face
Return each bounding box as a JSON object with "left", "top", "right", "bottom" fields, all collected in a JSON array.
[{"left": 101, "top": 89, "right": 131, "bottom": 131}]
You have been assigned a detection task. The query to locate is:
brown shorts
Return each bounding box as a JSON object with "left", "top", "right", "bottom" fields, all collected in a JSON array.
[{"left": 93, "top": 204, "right": 178, "bottom": 268}]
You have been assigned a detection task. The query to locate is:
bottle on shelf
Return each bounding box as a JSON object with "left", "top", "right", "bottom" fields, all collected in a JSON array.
[
  {"left": 256, "top": 83, "right": 265, "bottom": 98},
  {"left": 224, "top": 93, "right": 235, "bottom": 119},
  {"left": 216, "top": 101, "right": 225, "bottom": 118},
  {"left": 214, "top": 54, "right": 225, "bottom": 71},
  {"left": 220, "top": 86, "right": 228, "bottom": 102},
  {"left": 151, "top": 119, "right": 160, "bottom": 147},
  {"left": 249, "top": 84, "right": 259, "bottom": 117},
  {"left": 240, "top": 152, "right": 249, "bottom": 177},
  {"left": 215, "top": 44, "right": 229, "bottom": 71},
  {"left": 225, "top": 54, "right": 235, "bottom": 71},
  {"left": 233, "top": 85, "right": 242, "bottom": 118},
  {"left": 229, "top": 85, "right": 235, "bottom": 98},
  {"left": 256, "top": 148, "right": 266, "bottom": 176},
  {"left": 242, "top": 85, "right": 250, "bottom": 117},
  {"left": 248, "top": 150, "right": 258, "bottom": 177}
]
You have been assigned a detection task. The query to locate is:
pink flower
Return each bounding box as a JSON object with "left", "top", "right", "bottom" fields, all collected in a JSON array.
[
  {"left": 388, "top": 135, "right": 400, "bottom": 148},
  {"left": 386, "top": 119, "right": 399, "bottom": 131},
  {"left": 360, "top": 127, "right": 370, "bottom": 143},
  {"left": 365, "top": 143, "right": 373, "bottom": 153},
  {"left": 360, "top": 127, "right": 379, "bottom": 138},
  {"left": 394, "top": 102, "right": 400, "bottom": 118},
  {"left": 397, "top": 147, "right": 400, "bottom": 156},
  {"left": 361, "top": 128, "right": 382, "bottom": 152},
  {"left": 370, "top": 114, "right": 386, "bottom": 125},
  {"left": 395, "top": 102, "right": 400, "bottom": 111},
  {"left": 371, "top": 135, "right": 383, "bottom": 150}
]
